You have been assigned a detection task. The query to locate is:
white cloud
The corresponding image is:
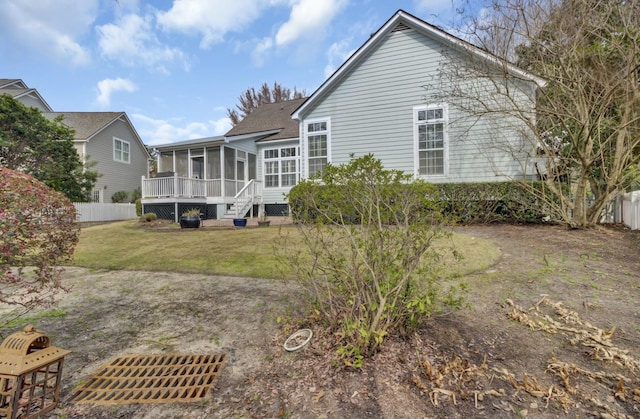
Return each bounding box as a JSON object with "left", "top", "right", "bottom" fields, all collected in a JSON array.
[
  {"left": 209, "top": 117, "right": 232, "bottom": 136},
  {"left": 156, "top": 0, "right": 283, "bottom": 48},
  {"left": 251, "top": 37, "right": 274, "bottom": 67},
  {"left": 0, "top": 0, "right": 97, "bottom": 65},
  {"left": 324, "top": 39, "right": 355, "bottom": 79},
  {"left": 97, "top": 14, "right": 187, "bottom": 73},
  {"left": 414, "top": 0, "right": 455, "bottom": 15},
  {"left": 96, "top": 78, "right": 137, "bottom": 107},
  {"left": 275, "top": 0, "right": 348, "bottom": 47},
  {"left": 251, "top": 0, "right": 347, "bottom": 66},
  {"left": 132, "top": 114, "right": 231, "bottom": 145},
  {"left": 414, "top": 0, "right": 468, "bottom": 27}
]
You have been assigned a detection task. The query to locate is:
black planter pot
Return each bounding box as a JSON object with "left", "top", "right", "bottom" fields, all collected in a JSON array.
[
  {"left": 233, "top": 218, "right": 247, "bottom": 227},
  {"left": 180, "top": 215, "right": 201, "bottom": 229}
]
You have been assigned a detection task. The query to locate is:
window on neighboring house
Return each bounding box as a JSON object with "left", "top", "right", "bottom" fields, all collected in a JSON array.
[
  {"left": 415, "top": 105, "right": 447, "bottom": 176},
  {"left": 114, "top": 138, "right": 130, "bottom": 163},
  {"left": 306, "top": 120, "right": 329, "bottom": 177},
  {"left": 263, "top": 147, "right": 299, "bottom": 188}
]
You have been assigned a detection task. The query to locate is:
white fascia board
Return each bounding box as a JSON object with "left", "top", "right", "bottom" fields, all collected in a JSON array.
[{"left": 224, "top": 129, "right": 281, "bottom": 143}]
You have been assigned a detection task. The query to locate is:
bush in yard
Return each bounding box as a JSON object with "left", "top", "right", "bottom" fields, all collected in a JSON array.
[
  {"left": 131, "top": 187, "right": 142, "bottom": 203},
  {"left": 111, "top": 190, "right": 129, "bottom": 203},
  {"left": 142, "top": 212, "right": 157, "bottom": 222},
  {"left": 135, "top": 198, "right": 142, "bottom": 216},
  {"left": 283, "top": 154, "right": 464, "bottom": 363},
  {"left": 0, "top": 167, "right": 79, "bottom": 329}
]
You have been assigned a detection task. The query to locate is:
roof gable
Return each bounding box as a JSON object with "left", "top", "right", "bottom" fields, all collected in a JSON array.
[
  {"left": 45, "top": 112, "right": 123, "bottom": 141},
  {"left": 225, "top": 97, "right": 306, "bottom": 142},
  {"left": 44, "top": 112, "right": 151, "bottom": 159},
  {"left": 0, "top": 78, "right": 53, "bottom": 112},
  {"left": 292, "top": 9, "right": 544, "bottom": 119},
  {"left": 0, "top": 79, "right": 27, "bottom": 89},
  {"left": 1, "top": 88, "right": 54, "bottom": 112}
]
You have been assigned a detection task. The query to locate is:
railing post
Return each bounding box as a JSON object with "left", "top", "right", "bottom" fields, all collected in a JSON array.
[
  {"left": 173, "top": 173, "right": 178, "bottom": 198},
  {"left": 141, "top": 176, "right": 146, "bottom": 198}
]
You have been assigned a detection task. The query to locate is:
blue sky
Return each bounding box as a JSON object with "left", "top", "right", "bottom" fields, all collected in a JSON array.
[{"left": 0, "top": 0, "right": 481, "bottom": 146}]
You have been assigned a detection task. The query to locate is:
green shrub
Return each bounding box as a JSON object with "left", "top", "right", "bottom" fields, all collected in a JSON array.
[
  {"left": 142, "top": 212, "right": 157, "bottom": 222},
  {"left": 131, "top": 187, "right": 142, "bottom": 203},
  {"left": 291, "top": 180, "right": 554, "bottom": 226},
  {"left": 430, "top": 181, "right": 553, "bottom": 224},
  {"left": 135, "top": 198, "right": 142, "bottom": 216},
  {"left": 111, "top": 190, "right": 129, "bottom": 203},
  {"left": 282, "top": 154, "right": 463, "bottom": 361},
  {"left": 0, "top": 167, "right": 79, "bottom": 329}
]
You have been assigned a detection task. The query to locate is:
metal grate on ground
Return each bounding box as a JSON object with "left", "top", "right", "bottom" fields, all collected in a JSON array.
[{"left": 70, "top": 353, "right": 226, "bottom": 405}]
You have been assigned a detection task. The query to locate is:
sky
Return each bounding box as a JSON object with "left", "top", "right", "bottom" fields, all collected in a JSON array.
[{"left": 0, "top": 0, "right": 483, "bottom": 146}]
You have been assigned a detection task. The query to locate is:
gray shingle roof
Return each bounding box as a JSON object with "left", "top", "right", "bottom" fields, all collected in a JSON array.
[
  {"left": 225, "top": 97, "right": 306, "bottom": 142},
  {"left": 44, "top": 112, "right": 124, "bottom": 141}
]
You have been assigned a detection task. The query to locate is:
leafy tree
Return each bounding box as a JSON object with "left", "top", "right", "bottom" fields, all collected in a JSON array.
[
  {"left": 282, "top": 155, "right": 464, "bottom": 362},
  {"left": 226, "top": 82, "right": 306, "bottom": 125},
  {"left": 0, "top": 94, "right": 98, "bottom": 201},
  {"left": 0, "top": 168, "right": 79, "bottom": 330},
  {"left": 444, "top": 0, "right": 640, "bottom": 227}
]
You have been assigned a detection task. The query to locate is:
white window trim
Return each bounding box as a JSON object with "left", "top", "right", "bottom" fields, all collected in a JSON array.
[
  {"left": 303, "top": 117, "right": 331, "bottom": 178},
  {"left": 413, "top": 104, "right": 448, "bottom": 178},
  {"left": 113, "top": 137, "right": 131, "bottom": 164},
  {"left": 263, "top": 146, "right": 300, "bottom": 189}
]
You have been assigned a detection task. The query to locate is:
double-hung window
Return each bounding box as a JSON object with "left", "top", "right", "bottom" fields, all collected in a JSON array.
[
  {"left": 263, "top": 147, "right": 299, "bottom": 188},
  {"left": 114, "top": 137, "right": 130, "bottom": 163},
  {"left": 306, "top": 120, "right": 329, "bottom": 177},
  {"left": 415, "top": 105, "right": 447, "bottom": 176}
]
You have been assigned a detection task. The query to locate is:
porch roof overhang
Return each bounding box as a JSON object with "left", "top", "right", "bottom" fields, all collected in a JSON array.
[
  {"left": 255, "top": 136, "right": 299, "bottom": 144},
  {"left": 224, "top": 129, "right": 281, "bottom": 143},
  {"left": 152, "top": 135, "right": 225, "bottom": 152}
]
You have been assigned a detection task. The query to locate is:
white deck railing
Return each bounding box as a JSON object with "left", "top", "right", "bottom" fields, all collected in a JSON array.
[
  {"left": 142, "top": 174, "right": 251, "bottom": 199},
  {"left": 233, "top": 179, "right": 263, "bottom": 217}
]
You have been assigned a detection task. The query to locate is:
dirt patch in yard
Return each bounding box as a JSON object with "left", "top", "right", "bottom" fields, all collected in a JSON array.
[{"left": 2, "top": 224, "right": 640, "bottom": 418}]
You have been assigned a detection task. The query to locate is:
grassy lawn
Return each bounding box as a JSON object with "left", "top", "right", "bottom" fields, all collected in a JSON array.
[{"left": 73, "top": 220, "right": 500, "bottom": 279}]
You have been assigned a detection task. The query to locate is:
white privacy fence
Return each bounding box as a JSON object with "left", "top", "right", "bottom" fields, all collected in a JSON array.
[
  {"left": 613, "top": 191, "right": 640, "bottom": 230},
  {"left": 73, "top": 203, "right": 137, "bottom": 223}
]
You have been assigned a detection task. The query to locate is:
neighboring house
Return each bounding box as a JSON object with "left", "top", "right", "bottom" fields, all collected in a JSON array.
[
  {"left": 143, "top": 9, "right": 544, "bottom": 221},
  {"left": 1, "top": 78, "right": 151, "bottom": 203},
  {"left": 0, "top": 78, "right": 53, "bottom": 112},
  {"left": 45, "top": 112, "right": 151, "bottom": 203}
]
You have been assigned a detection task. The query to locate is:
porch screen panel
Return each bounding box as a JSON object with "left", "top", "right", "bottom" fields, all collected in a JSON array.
[
  {"left": 175, "top": 150, "right": 188, "bottom": 177},
  {"left": 206, "top": 147, "right": 221, "bottom": 179},
  {"left": 160, "top": 152, "right": 173, "bottom": 172},
  {"left": 248, "top": 153, "right": 256, "bottom": 180},
  {"left": 224, "top": 147, "right": 235, "bottom": 180}
]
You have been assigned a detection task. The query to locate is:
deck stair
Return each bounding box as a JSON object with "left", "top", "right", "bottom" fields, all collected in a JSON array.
[{"left": 221, "top": 179, "right": 262, "bottom": 219}]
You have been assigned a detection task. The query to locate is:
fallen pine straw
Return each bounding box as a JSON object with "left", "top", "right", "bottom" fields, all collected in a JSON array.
[
  {"left": 505, "top": 296, "right": 640, "bottom": 418},
  {"left": 413, "top": 351, "right": 568, "bottom": 411},
  {"left": 409, "top": 296, "right": 639, "bottom": 416},
  {"left": 506, "top": 297, "right": 640, "bottom": 371}
]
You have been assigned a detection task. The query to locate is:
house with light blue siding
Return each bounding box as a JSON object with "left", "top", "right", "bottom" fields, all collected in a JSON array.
[
  {"left": 292, "top": 9, "right": 544, "bottom": 185},
  {"left": 142, "top": 9, "right": 544, "bottom": 221}
]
